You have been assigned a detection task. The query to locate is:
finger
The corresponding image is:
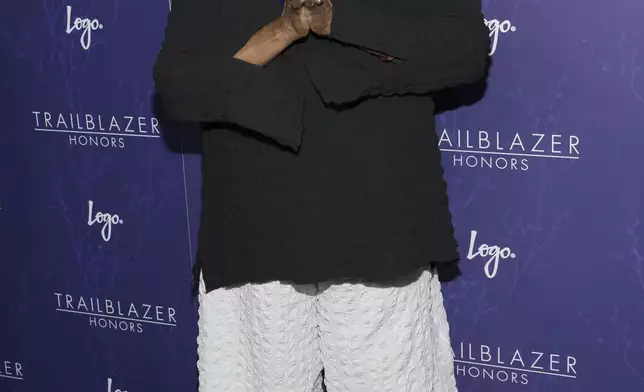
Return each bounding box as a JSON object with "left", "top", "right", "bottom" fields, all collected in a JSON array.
[{"left": 290, "top": 0, "right": 304, "bottom": 9}]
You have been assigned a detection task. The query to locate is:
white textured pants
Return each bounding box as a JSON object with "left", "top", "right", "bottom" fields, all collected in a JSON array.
[{"left": 197, "top": 269, "right": 457, "bottom": 392}]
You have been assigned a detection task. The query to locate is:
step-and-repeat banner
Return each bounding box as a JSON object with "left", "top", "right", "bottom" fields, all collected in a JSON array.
[{"left": 1, "top": 1, "right": 643, "bottom": 391}]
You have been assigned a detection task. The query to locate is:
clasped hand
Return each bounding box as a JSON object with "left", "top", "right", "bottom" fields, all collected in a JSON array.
[
  {"left": 232, "top": 0, "right": 333, "bottom": 66},
  {"left": 282, "top": 0, "right": 333, "bottom": 39}
]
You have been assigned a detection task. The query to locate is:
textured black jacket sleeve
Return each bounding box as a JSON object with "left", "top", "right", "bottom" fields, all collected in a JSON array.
[
  {"left": 153, "top": 0, "right": 304, "bottom": 151},
  {"left": 305, "top": 0, "right": 490, "bottom": 105}
]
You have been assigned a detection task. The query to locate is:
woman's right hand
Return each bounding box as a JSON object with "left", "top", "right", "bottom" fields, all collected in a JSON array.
[
  {"left": 306, "top": 0, "right": 333, "bottom": 36},
  {"left": 281, "top": 0, "right": 310, "bottom": 40}
]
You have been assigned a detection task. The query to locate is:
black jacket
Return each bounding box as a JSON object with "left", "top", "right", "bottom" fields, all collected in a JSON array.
[{"left": 154, "top": 0, "right": 490, "bottom": 292}]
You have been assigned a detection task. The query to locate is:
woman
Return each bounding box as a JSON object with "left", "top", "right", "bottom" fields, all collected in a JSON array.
[{"left": 154, "top": 0, "right": 489, "bottom": 390}]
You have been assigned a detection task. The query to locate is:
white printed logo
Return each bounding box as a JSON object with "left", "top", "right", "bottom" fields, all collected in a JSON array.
[
  {"left": 455, "top": 342, "right": 578, "bottom": 384},
  {"left": 466, "top": 230, "right": 515, "bottom": 278},
  {"left": 485, "top": 18, "right": 516, "bottom": 56},
  {"left": 438, "top": 129, "right": 581, "bottom": 172},
  {"left": 87, "top": 200, "right": 122, "bottom": 242},
  {"left": 107, "top": 377, "right": 128, "bottom": 392},
  {"left": 32, "top": 111, "right": 162, "bottom": 149},
  {"left": 65, "top": 5, "right": 104, "bottom": 50},
  {"left": 0, "top": 361, "right": 23, "bottom": 381},
  {"left": 54, "top": 293, "right": 177, "bottom": 334}
]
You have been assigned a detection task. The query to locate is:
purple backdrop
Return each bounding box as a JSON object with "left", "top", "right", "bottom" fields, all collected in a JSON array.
[{"left": 1, "top": 0, "right": 643, "bottom": 391}]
